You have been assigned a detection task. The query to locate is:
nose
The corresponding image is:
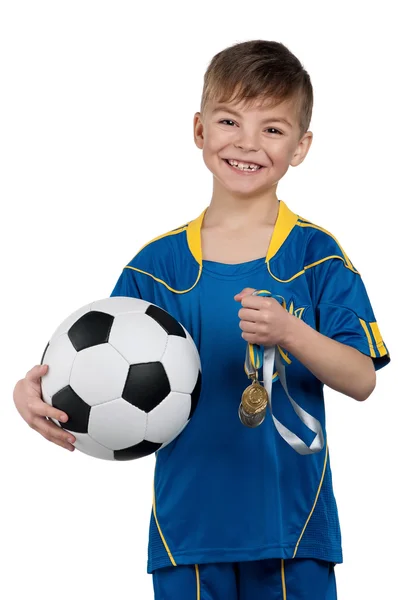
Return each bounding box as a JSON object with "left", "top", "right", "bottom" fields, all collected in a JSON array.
[{"left": 234, "top": 129, "right": 261, "bottom": 153}]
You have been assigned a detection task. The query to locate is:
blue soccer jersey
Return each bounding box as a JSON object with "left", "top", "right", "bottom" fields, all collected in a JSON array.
[{"left": 110, "top": 200, "right": 390, "bottom": 573}]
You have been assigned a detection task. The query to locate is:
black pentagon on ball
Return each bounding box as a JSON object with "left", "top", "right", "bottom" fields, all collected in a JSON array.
[
  {"left": 68, "top": 311, "right": 114, "bottom": 352},
  {"left": 188, "top": 370, "right": 202, "bottom": 420},
  {"left": 114, "top": 439, "right": 163, "bottom": 461},
  {"left": 146, "top": 304, "right": 186, "bottom": 338},
  {"left": 52, "top": 385, "right": 91, "bottom": 433},
  {"left": 122, "top": 362, "right": 171, "bottom": 412}
]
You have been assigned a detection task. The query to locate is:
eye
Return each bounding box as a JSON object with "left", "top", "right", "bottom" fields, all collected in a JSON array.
[
  {"left": 265, "top": 127, "right": 282, "bottom": 135},
  {"left": 219, "top": 120, "right": 282, "bottom": 135}
]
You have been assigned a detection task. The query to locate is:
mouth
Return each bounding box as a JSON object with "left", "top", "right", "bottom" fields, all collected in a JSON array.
[{"left": 222, "top": 158, "right": 265, "bottom": 175}]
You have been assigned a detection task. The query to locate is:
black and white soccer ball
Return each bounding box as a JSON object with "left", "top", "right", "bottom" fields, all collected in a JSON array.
[{"left": 40, "top": 296, "right": 201, "bottom": 461}]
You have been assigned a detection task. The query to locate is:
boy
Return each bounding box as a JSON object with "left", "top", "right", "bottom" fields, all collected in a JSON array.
[{"left": 13, "top": 40, "right": 390, "bottom": 599}]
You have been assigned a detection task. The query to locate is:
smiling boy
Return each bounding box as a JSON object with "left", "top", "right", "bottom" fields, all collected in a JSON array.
[{"left": 14, "top": 40, "right": 390, "bottom": 599}]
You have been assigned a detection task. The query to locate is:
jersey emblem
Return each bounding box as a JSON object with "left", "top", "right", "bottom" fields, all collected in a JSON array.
[{"left": 287, "top": 300, "right": 308, "bottom": 321}]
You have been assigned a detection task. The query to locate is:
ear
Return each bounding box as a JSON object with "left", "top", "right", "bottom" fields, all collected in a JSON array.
[
  {"left": 193, "top": 112, "right": 204, "bottom": 149},
  {"left": 290, "top": 131, "right": 313, "bottom": 167}
]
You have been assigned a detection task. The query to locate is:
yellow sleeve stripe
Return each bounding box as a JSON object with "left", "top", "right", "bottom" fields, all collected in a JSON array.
[
  {"left": 369, "top": 321, "right": 389, "bottom": 357},
  {"left": 359, "top": 319, "right": 377, "bottom": 358},
  {"left": 359, "top": 319, "right": 389, "bottom": 358}
]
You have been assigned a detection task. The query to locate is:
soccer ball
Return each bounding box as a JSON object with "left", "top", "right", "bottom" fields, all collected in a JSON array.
[{"left": 40, "top": 296, "right": 202, "bottom": 461}]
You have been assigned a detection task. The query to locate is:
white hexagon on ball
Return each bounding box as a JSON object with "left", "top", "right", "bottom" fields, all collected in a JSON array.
[
  {"left": 91, "top": 296, "right": 151, "bottom": 317},
  {"left": 70, "top": 343, "right": 129, "bottom": 406},
  {"left": 41, "top": 333, "right": 77, "bottom": 403},
  {"left": 109, "top": 312, "right": 168, "bottom": 364},
  {"left": 70, "top": 431, "right": 115, "bottom": 460},
  {"left": 89, "top": 398, "right": 147, "bottom": 450}
]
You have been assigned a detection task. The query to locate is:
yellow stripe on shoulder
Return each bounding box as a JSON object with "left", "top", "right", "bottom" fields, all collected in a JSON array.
[
  {"left": 137, "top": 224, "right": 188, "bottom": 254},
  {"left": 124, "top": 222, "right": 203, "bottom": 294},
  {"left": 124, "top": 264, "right": 202, "bottom": 294},
  {"left": 297, "top": 220, "right": 359, "bottom": 274}
]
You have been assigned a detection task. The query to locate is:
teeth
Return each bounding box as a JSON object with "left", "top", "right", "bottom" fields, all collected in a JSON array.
[{"left": 226, "top": 159, "right": 261, "bottom": 171}]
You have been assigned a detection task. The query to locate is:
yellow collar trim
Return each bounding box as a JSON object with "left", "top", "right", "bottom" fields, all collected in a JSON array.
[{"left": 186, "top": 200, "right": 298, "bottom": 266}]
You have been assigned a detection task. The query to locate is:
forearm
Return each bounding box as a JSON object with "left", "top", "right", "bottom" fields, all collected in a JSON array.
[{"left": 282, "top": 315, "right": 376, "bottom": 401}]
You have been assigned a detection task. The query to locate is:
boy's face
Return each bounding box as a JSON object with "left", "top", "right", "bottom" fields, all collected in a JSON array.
[{"left": 193, "top": 95, "right": 312, "bottom": 197}]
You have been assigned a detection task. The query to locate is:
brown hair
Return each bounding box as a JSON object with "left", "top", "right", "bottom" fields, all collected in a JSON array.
[{"left": 200, "top": 40, "right": 313, "bottom": 137}]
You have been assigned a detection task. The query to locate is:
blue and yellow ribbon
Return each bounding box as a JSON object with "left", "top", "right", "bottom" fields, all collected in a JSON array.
[{"left": 243, "top": 290, "right": 324, "bottom": 455}]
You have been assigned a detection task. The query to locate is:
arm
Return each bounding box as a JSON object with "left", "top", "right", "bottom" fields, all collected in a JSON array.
[{"left": 282, "top": 313, "right": 375, "bottom": 401}]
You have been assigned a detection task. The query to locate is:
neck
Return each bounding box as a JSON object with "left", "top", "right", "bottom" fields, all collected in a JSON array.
[{"left": 204, "top": 180, "right": 280, "bottom": 230}]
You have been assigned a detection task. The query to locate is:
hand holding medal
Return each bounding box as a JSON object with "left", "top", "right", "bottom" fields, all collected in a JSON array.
[
  {"left": 234, "top": 288, "right": 325, "bottom": 453},
  {"left": 234, "top": 289, "right": 290, "bottom": 428}
]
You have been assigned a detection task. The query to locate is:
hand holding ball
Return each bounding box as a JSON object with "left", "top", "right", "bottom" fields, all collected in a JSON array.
[{"left": 40, "top": 297, "right": 201, "bottom": 460}]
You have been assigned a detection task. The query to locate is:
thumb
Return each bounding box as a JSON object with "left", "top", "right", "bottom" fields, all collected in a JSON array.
[
  {"left": 234, "top": 287, "right": 256, "bottom": 301},
  {"left": 26, "top": 364, "right": 48, "bottom": 382}
]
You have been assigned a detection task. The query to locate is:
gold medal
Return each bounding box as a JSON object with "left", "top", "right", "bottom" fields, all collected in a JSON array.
[
  {"left": 241, "top": 380, "right": 269, "bottom": 415},
  {"left": 239, "top": 375, "right": 269, "bottom": 428}
]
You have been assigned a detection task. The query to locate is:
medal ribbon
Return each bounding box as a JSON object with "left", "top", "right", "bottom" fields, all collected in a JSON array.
[{"left": 244, "top": 290, "right": 324, "bottom": 455}]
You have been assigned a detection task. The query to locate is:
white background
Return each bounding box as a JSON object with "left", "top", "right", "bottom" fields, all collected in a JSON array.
[{"left": 1, "top": 1, "right": 397, "bottom": 599}]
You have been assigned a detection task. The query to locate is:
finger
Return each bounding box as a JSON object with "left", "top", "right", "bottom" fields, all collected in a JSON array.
[
  {"left": 28, "top": 398, "right": 69, "bottom": 424},
  {"left": 242, "top": 294, "right": 272, "bottom": 310},
  {"left": 241, "top": 331, "right": 259, "bottom": 343},
  {"left": 45, "top": 431, "right": 76, "bottom": 452},
  {"left": 239, "top": 320, "right": 258, "bottom": 333},
  {"left": 238, "top": 308, "right": 258, "bottom": 322},
  {"left": 234, "top": 288, "right": 256, "bottom": 301},
  {"left": 36, "top": 417, "right": 76, "bottom": 450},
  {"left": 25, "top": 364, "right": 48, "bottom": 382}
]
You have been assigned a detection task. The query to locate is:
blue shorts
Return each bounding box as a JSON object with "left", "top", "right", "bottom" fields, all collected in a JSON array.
[{"left": 152, "top": 558, "right": 337, "bottom": 600}]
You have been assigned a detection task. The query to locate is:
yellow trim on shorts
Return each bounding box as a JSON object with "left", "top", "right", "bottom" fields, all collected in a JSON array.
[
  {"left": 195, "top": 565, "right": 200, "bottom": 599},
  {"left": 292, "top": 444, "right": 329, "bottom": 558},
  {"left": 281, "top": 559, "right": 287, "bottom": 599}
]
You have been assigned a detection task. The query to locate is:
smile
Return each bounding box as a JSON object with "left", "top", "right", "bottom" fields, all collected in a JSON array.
[{"left": 223, "top": 159, "right": 264, "bottom": 175}]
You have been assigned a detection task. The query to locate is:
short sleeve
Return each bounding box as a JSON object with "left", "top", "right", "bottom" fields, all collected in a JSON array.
[{"left": 314, "top": 258, "right": 390, "bottom": 371}]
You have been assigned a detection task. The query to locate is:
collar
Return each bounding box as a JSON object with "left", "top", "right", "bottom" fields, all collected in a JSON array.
[{"left": 186, "top": 200, "right": 298, "bottom": 266}]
